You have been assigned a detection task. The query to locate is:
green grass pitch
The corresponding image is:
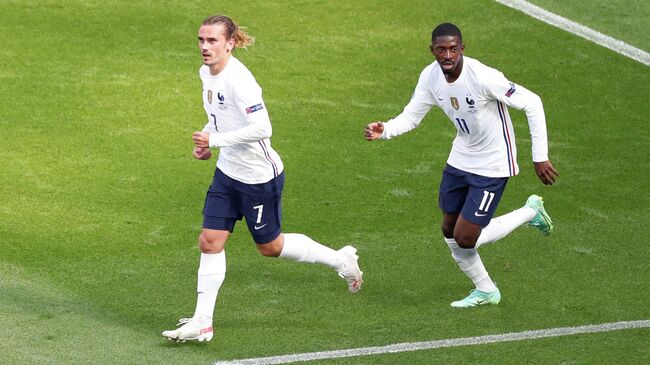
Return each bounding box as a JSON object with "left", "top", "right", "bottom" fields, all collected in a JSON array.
[{"left": 1, "top": 0, "right": 649, "bottom": 364}]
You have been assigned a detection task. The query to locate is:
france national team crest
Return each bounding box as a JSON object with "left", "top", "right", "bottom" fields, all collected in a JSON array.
[
  {"left": 450, "top": 97, "right": 459, "bottom": 110},
  {"left": 465, "top": 96, "right": 475, "bottom": 108},
  {"left": 207, "top": 90, "right": 212, "bottom": 104},
  {"left": 216, "top": 91, "right": 227, "bottom": 110},
  {"left": 245, "top": 103, "right": 264, "bottom": 114}
]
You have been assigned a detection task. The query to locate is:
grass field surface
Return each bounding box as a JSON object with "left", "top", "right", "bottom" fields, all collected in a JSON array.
[
  {"left": 1, "top": 0, "right": 649, "bottom": 364},
  {"left": 526, "top": 0, "right": 650, "bottom": 51}
]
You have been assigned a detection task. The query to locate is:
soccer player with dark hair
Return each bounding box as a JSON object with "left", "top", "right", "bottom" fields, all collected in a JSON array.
[
  {"left": 365, "top": 23, "right": 558, "bottom": 307},
  {"left": 162, "top": 15, "right": 363, "bottom": 342}
]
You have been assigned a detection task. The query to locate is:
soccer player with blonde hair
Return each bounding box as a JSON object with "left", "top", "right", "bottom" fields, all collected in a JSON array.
[{"left": 162, "top": 15, "right": 363, "bottom": 343}]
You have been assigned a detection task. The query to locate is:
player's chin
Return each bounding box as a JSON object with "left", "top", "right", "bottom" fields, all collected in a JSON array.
[{"left": 440, "top": 64, "right": 455, "bottom": 73}]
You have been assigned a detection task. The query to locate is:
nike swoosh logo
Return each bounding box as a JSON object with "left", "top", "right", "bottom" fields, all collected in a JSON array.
[
  {"left": 476, "top": 299, "right": 485, "bottom": 304},
  {"left": 474, "top": 212, "right": 487, "bottom": 217},
  {"left": 254, "top": 224, "right": 268, "bottom": 230},
  {"left": 437, "top": 97, "right": 444, "bottom": 101}
]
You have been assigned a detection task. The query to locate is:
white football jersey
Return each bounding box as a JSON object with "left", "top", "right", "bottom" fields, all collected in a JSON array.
[
  {"left": 382, "top": 56, "right": 549, "bottom": 178},
  {"left": 200, "top": 56, "right": 283, "bottom": 184}
]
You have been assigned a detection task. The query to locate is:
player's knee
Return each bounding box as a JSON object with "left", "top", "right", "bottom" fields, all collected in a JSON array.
[
  {"left": 257, "top": 244, "right": 280, "bottom": 257},
  {"left": 454, "top": 234, "right": 477, "bottom": 249},
  {"left": 198, "top": 234, "right": 211, "bottom": 252},
  {"left": 198, "top": 231, "right": 226, "bottom": 253},
  {"left": 256, "top": 235, "right": 283, "bottom": 257},
  {"left": 256, "top": 243, "right": 281, "bottom": 257},
  {"left": 441, "top": 225, "right": 454, "bottom": 239},
  {"left": 441, "top": 222, "right": 455, "bottom": 238}
]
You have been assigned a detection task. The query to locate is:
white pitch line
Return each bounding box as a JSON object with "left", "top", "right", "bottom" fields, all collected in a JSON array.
[
  {"left": 214, "top": 319, "right": 650, "bottom": 365},
  {"left": 495, "top": 0, "right": 650, "bottom": 66}
]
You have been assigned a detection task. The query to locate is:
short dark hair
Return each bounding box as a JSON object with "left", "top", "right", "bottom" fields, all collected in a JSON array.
[{"left": 432, "top": 23, "right": 462, "bottom": 42}]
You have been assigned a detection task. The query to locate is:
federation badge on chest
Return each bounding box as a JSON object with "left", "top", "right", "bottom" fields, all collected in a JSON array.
[
  {"left": 207, "top": 90, "right": 213, "bottom": 104},
  {"left": 450, "top": 97, "right": 459, "bottom": 110}
]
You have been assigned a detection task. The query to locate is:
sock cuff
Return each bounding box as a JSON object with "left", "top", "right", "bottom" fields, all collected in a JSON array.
[
  {"left": 444, "top": 237, "right": 457, "bottom": 244},
  {"left": 279, "top": 234, "right": 304, "bottom": 260},
  {"left": 198, "top": 251, "right": 226, "bottom": 275},
  {"left": 522, "top": 206, "right": 537, "bottom": 221},
  {"left": 279, "top": 233, "right": 340, "bottom": 268}
]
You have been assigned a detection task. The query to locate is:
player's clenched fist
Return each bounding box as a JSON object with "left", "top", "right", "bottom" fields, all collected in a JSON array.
[
  {"left": 364, "top": 121, "right": 384, "bottom": 141},
  {"left": 193, "top": 147, "right": 212, "bottom": 160}
]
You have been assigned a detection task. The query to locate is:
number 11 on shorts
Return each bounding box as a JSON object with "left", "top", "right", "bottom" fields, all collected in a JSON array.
[{"left": 479, "top": 191, "right": 495, "bottom": 212}]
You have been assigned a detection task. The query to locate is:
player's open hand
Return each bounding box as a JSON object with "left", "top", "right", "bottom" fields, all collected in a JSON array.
[
  {"left": 192, "top": 131, "right": 210, "bottom": 148},
  {"left": 193, "top": 147, "right": 212, "bottom": 160},
  {"left": 364, "top": 121, "right": 384, "bottom": 141},
  {"left": 534, "top": 160, "right": 558, "bottom": 185}
]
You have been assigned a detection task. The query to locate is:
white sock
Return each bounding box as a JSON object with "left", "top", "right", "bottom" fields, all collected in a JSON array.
[
  {"left": 474, "top": 206, "right": 536, "bottom": 248},
  {"left": 445, "top": 237, "right": 497, "bottom": 292},
  {"left": 279, "top": 233, "right": 344, "bottom": 270},
  {"left": 194, "top": 251, "right": 226, "bottom": 320}
]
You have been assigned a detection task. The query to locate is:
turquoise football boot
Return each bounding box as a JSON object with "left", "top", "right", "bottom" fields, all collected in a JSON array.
[
  {"left": 525, "top": 195, "right": 553, "bottom": 236},
  {"left": 451, "top": 288, "right": 501, "bottom": 308}
]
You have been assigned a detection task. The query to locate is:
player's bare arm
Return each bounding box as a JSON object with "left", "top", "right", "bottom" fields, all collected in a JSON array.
[
  {"left": 364, "top": 121, "right": 384, "bottom": 141},
  {"left": 534, "top": 160, "right": 558, "bottom": 185},
  {"left": 192, "top": 131, "right": 211, "bottom": 148}
]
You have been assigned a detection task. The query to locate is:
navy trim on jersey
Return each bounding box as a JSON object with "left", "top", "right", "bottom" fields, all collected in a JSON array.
[
  {"left": 258, "top": 140, "right": 279, "bottom": 177},
  {"left": 497, "top": 101, "right": 516, "bottom": 176}
]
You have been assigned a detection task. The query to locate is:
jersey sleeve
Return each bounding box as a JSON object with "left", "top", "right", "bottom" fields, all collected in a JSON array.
[
  {"left": 381, "top": 65, "right": 437, "bottom": 139},
  {"left": 482, "top": 69, "right": 549, "bottom": 162},
  {"left": 208, "top": 77, "right": 273, "bottom": 148}
]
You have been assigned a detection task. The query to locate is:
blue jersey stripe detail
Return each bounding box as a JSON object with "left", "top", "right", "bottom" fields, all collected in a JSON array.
[
  {"left": 258, "top": 140, "right": 278, "bottom": 177},
  {"left": 497, "top": 102, "right": 515, "bottom": 176}
]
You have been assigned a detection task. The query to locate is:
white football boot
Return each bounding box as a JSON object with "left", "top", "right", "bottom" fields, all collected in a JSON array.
[
  {"left": 162, "top": 316, "right": 213, "bottom": 342},
  {"left": 337, "top": 245, "right": 363, "bottom": 293}
]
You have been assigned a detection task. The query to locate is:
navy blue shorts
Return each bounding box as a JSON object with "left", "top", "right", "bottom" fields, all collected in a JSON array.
[
  {"left": 203, "top": 169, "right": 284, "bottom": 244},
  {"left": 438, "top": 164, "right": 508, "bottom": 227}
]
